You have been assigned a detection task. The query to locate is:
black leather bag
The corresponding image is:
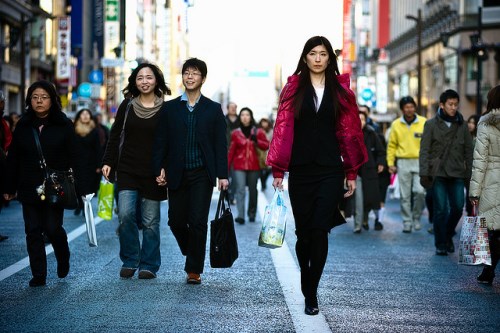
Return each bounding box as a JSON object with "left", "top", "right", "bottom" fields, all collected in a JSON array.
[
  {"left": 44, "top": 167, "right": 78, "bottom": 209},
  {"left": 32, "top": 128, "right": 78, "bottom": 210},
  {"left": 210, "top": 190, "right": 238, "bottom": 268}
]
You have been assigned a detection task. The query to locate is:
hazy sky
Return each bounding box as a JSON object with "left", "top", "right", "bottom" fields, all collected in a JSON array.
[{"left": 187, "top": 0, "right": 344, "bottom": 105}]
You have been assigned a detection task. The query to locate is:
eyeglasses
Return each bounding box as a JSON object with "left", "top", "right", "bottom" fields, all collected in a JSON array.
[
  {"left": 31, "top": 95, "right": 50, "bottom": 101},
  {"left": 182, "top": 71, "right": 202, "bottom": 77}
]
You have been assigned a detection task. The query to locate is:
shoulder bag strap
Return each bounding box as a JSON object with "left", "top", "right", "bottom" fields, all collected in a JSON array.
[
  {"left": 32, "top": 127, "right": 48, "bottom": 176},
  {"left": 117, "top": 100, "right": 133, "bottom": 163}
]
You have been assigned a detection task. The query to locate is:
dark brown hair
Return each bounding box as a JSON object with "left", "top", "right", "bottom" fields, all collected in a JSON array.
[{"left": 485, "top": 85, "right": 500, "bottom": 113}]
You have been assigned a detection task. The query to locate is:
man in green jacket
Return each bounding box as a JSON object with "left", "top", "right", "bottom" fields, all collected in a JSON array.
[{"left": 419, "top": 89, "right": 473, "bottom": 256}]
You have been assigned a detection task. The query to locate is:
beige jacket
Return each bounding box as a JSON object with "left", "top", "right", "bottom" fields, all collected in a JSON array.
[{"left": 469, "top": 108, "right": 500, "bottom": 230}]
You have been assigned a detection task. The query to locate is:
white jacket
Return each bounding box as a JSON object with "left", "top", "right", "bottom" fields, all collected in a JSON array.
[{"left": 469, "top": 108, "right": 500, "bottom": 230}]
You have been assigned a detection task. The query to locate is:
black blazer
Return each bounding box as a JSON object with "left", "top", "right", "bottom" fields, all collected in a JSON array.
[{"left": 152, "top": 95, "right": 228, "bottom": 190}]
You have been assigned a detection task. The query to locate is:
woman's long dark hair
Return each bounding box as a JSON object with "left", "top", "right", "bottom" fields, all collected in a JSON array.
[
  {"left": 485, "top": 85, "right": 500, "bottom": 114},
  {"left": 238, "top": 107, "right": 257, "bottom": 128},
  {"left": 122, "top": 62, "right": 171, "bottom": 98},
  {"left": 291, "top": 36, "right": 348, "bottom": 120},
  {"left": 25, "top": 80, "right": 62, "bottom": 113}
]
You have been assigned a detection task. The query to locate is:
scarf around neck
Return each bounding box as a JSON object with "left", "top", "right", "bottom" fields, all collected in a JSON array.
[
  {"left": 131, "top": 95, "right": 163, "bottom": 119},
  {"left": 438, "top": 108, "right": 463, "bottom": 124}
]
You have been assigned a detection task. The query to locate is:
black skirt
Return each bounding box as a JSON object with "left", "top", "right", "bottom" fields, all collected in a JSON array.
[{"left": 288, "top": 163, "right": 346, "bottom": 234}]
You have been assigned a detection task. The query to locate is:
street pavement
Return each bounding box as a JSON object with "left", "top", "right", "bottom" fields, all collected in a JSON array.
[{"left": 0, "top": 180, "right": 499, "bottom": 333}]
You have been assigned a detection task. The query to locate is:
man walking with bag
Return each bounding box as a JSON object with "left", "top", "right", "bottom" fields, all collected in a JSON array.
[
  {"left": 153, "top": 58, "right": 229, "bottom": 284},
  {"left": 419, "top": 89, "right": 473, "bottom": 255}
]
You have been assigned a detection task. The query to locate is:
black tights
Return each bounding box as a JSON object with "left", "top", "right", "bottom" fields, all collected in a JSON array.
[{"left": 295, "top": 228, "right": 328, "bottom": 307}]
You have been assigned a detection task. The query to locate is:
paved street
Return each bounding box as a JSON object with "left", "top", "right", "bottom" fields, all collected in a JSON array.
[{"left": 0, "top": 181, "right": 499, "bottom": 333}]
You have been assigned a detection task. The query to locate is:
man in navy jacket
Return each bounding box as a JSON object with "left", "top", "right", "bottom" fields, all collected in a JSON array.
[{"left": 152, "top": 58, "right": 229, "bottom": 284}]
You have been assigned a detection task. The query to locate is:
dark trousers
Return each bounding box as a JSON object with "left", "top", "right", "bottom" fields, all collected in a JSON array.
[
  {"left": 488, "top": 230, "right": 500, "bottom": 271},
  {"left": 432, "top": 177, "right": 464, "bottom": 249},
  {"left": 22, "top": 202, "right": 70, "bottom": 278},
  {"left": 168, "top": 168, "right": 213, "bottom": 274},
  {"left": 295, "top": 228, "right": 328, "bottom": 307}
]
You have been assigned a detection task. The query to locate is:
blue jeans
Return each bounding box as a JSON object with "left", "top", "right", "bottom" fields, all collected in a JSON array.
[
  {"left": 432, "top": 177, "right": 465, "bottom": 249},
  {"left": 118, "top": 190, "right": 161, "bottom": 273}
]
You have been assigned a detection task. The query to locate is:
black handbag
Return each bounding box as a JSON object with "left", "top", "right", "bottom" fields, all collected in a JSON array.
[
  {"left": 32, "top": 128, "right": 78, "bottom": 209},
  {"left": 210, "top": 190, "right": 238, "bottom": 268}
]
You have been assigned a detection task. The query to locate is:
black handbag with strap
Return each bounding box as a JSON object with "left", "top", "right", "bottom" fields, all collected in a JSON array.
[
  {"left": 32, "top": 128, "right": 78, "bottom": 209},
  {"left": 210, "top": 189, "right": 238, "bottom": 268}
]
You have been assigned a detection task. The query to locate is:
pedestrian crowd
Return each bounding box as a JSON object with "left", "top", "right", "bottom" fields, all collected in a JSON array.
[{"left": 1, "top": 36, "right": 499, "bottom": 317}]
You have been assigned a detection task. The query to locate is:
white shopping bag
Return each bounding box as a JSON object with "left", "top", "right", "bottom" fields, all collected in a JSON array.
[
  {"left": 258, "top": 189, "right": 287, "bottom": 248},
  {"left": 458, "top": 214, "right": 491, "bottom": 266},
  {"left": 83, "top": 193, "right": 98, "bottom": 247}
]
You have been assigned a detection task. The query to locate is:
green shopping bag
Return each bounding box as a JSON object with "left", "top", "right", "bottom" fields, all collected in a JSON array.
[{"left": 97, "top": 177, "right": 114, "bottom": 220}]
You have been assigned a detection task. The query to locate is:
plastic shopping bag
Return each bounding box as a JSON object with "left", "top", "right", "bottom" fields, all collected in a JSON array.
[
  {"left": 458, "top": 214, "right": 491, "bottom": 266},
  {"left": 97, "top": 177, "right": 114, "bottom": 220},
  {"left": 258, "top": 190, "right": 287, "bottom": 248},
  {"left": 83, "top": 193, "right": 97, "bottom": 247}
]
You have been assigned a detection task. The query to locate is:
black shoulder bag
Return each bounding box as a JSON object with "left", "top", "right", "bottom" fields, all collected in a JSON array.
[{"left": 32, "top": 128, "right": 78, "bottom": 209}]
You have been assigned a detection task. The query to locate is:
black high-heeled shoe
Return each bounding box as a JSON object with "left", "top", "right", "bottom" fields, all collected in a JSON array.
[
  {"left": 477, "top": 267, "right": 495, "bottom": 285},
  {"left": 304, "top": 296, "right": 319, "bottom": 316},
  {"left": 304, "top": 305, "right": 319, "bottom": 315}
]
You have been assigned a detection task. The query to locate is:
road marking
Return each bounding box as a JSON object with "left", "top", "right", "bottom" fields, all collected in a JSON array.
[
  {"left": 0, "top": 216, "right": 104, "bottom": 282},
  {"left": 257, "top": 190, "right": 332, "bottom": 333}
]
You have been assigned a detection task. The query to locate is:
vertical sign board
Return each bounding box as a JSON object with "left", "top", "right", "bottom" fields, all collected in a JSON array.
[
  {"left": 56, "top": 17, "right": 71, "bottom": 80},
  {"left": 104, "top": 0, "right": 120, "bottom": 58},
  {"left": 104, "top": 0, "right": 119, "bottom": 113},
  {"left": 342, "top": 0, "right": 352, "bottom": 75}
]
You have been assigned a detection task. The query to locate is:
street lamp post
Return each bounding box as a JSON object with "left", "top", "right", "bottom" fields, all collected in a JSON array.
[{"left": 406, "top": 9, "right": 423, "bottom": 115}]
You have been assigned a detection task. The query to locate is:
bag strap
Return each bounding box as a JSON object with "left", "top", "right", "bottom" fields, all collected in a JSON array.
[
  {"left": 32, "top": 127, "right": 49, "bottom": 177},
  {"left": 117, "top": 100, "right": 133, "bottom": 163},
  {"left": 215, "top": 189, "right": 232, "bottom": 217}
]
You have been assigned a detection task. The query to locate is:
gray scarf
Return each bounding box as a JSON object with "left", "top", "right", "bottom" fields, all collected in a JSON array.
[{"left": 131, "top": 96, "right": 163, "bottom": 119}]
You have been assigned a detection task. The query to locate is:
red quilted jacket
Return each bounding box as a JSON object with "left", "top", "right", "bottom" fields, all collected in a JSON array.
[
  {"left": 228, "top": 127, "right": 269, "bottom": 171},
  {"left": 266, "top": 74, "right": 367, "bottom": 180}
]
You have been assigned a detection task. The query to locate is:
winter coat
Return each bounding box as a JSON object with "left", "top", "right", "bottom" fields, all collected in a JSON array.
[
  {"left": 469, "top": 108, "right": 500, "bottom": 231},
  {"left": 4, "top": 110, "right": 78, "bottom": 204},
  {"left": 419, "top": 112, "right": 473, "bottom": 179},
  {"left": 359, "top": 125, "right": 386, "bottom": 210},
  {"left": 74, "top": 123, "right": 102, "bottom": 195},
  {"left": 228, "top": 127, "right": 269, "bottom": 171},
  {"left": 266, "top": 74, "right": 367, "bottom": 180}
]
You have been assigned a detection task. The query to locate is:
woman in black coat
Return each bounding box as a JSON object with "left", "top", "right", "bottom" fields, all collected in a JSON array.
[
  {"left": 73, "top": 108, "right": 102, "bottom": 215},
  {"left": 353, "top": 111, "right": 386, "bottom": 232},
  {"left": 3, "top": 80, "right": 78, "bottom": 287}
]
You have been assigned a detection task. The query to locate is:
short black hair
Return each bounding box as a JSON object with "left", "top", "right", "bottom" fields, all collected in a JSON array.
[
  {"left": 182, "top": 58, "right": 207, "bottom": 78},
  {"left": 399, "top": 96, "right": 416, "bottom": 110},
  {"left": 439, "top": 89, "right": 460, "bottom": 104}
]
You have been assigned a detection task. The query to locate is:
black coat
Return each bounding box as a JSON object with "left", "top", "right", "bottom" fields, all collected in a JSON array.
[
  {"left": 152, "top": 95, "right": 228, "bottom": 190},
  {"left": 75, "top": 127, "right": 102, "bottom": 195},
  {"left": 4, "top": 110, "right": 79, "bottom": 204},
  {"left": 358, "top": 125, "right": 386, "bottom": 211}
]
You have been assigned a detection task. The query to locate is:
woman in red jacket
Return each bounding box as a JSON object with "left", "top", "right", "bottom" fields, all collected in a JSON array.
[
  {"left": 228, "top": 107, "right": 269, "bottom": 224},
  {"left": 267, "top": 36, "right": 367, "bottom": 315}
]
